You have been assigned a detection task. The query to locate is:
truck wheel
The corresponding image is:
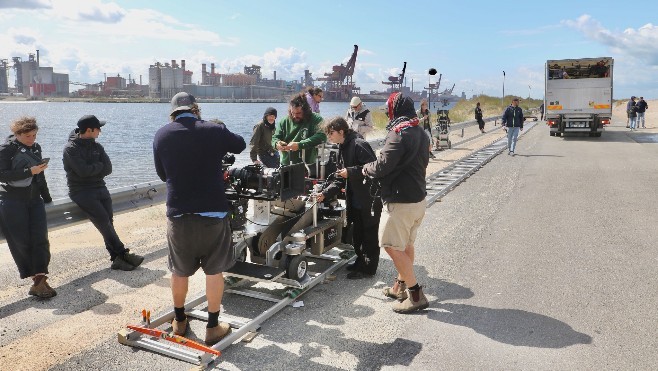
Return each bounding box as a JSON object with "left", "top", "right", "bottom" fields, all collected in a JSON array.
[
  {"left": 595, "top": 132, "right": 602, "bottom": 137},
  {"left": 556, "top": 132, "right": 562, "bottom": 137},
  {"left": 550, "top": 132, "right": 555, "bottom": 137}
]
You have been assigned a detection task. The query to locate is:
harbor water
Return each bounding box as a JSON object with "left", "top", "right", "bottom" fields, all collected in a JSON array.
[{"left": 0, "top": 101, "right": 385, "bottom": 199}]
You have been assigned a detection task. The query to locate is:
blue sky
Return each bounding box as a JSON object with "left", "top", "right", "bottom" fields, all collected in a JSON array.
[{"left": 1, "top": 0, "right": 657, "bottom": 99}]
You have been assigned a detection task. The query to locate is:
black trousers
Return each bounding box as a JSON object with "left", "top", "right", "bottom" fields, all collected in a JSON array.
[
  {"left": 0, "top": 197, "right": 50, "bottom": 278},
  {"left": 70, "top": 187, "right": 127, "bottom": 260},
  {"left": 478, "top": 119, "right": 485, "bottom": 130},
  {"left": 348, "top": 203, "right": 382, "bottom": 275}
]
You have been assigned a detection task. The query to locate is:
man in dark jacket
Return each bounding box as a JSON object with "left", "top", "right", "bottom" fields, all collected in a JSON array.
[
  {"left": 63, "top": 115, "right": 144, "bottom": 271},
  {"left": 362, "top": 92, "right": 430, "bottom": 314},
  {"left": 636, "top": 97, "right": 648, "bottom": 129},
  {"left": 318, "top": 116, "right": 382, "bottom": 279},
  {"left": 153, "top": 92, "right": 246, "bottom": 346},
  {"left": 501, "top": 98, "right": 524, "bottom": 155}
]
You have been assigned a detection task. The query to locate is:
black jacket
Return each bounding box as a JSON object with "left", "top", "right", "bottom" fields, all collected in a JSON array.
[
  {"left": 323, "top": 131, "right": 381, "bottom": 216},
  {"left": 636, "top": 99, "right": 648, "bottom": 113},
  {"left": 363, "top": 122, "right": 429, "bottom": 204},
  {"left": 502, "top": 105, "right": 524, "bottom": 128},
  {"left": 0, "top": 135, "right": 51, "bottom": 201},
  {"left": 153, "top": 116, "right": 246, "bottom": 218},
  {"left": 62, "top": 129, "right": 112, "bottom": 194}
]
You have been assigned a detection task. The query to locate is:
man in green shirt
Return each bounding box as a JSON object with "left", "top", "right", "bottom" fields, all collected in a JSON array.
[{"left": 272, "top": 93, "right": 326, "bottom": 173}]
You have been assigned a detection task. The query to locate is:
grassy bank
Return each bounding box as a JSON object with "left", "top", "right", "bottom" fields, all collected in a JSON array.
[{"left": 371, "top": 95, "right": 544, "bottom": 129}]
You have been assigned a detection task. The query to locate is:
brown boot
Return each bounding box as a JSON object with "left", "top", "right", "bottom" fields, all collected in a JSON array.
[
  {"left": 382, "top": 279, "right": 408, "bottom": 301},
  {"left": 392, "top": 286, "right": 429, "bottom": 314},
  {"left": 171, "top": 318, "right": 188, "bottom": 336},
  {"left": 28, "top": 276, "right": 57, "bottom": 298},
  {"left": 205, "top": 322, "right": 232, "bottom": 346}
]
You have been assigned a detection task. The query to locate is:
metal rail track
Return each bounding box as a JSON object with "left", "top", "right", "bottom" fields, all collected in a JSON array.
[{"left": 425, "top": 121, "right": 537, "bottom": 207}]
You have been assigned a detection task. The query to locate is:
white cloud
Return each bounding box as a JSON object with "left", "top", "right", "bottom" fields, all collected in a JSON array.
[{"left": 565, "top": 14, "right": 658, "bottom": 65}]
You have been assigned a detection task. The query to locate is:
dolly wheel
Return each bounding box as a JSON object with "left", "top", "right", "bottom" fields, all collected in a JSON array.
[
  {"left": 286, "top": 255, "right": 308, "bottom": 281},
  {"left": 447, "top": 140, "right": 452, "bottom": 149}
]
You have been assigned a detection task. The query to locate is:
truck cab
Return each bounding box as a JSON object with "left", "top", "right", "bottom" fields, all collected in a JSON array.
[{"left": 545, "top": 57, "right": 613, "bottom": 137}]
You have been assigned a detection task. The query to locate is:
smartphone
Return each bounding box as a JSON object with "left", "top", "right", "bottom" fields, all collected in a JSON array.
[{"left": 40, "top": 157, "right": 50, "bottom": 165}]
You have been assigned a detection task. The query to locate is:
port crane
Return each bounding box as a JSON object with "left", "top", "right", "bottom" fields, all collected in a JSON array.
[
  {"left": 316, "top": 44, "right": 359, "bottom": 101},
  {"left": 382, "top": 61, "right": 407, "bottom": 92}
]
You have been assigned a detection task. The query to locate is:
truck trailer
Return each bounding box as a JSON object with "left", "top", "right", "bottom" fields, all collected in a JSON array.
[{"left": 545, "top": 57, "right": 613, "bottom": 137}]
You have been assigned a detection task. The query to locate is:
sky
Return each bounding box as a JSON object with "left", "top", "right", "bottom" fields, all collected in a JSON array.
[{"left": 1, "top": 0, "right": 658, "bottom": 100}]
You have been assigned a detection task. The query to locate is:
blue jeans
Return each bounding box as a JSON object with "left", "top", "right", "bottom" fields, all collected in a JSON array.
[
  {"left": 0, "top": 197, "right": 50, "bottom": 278},
  {"left": 637, "top": 112, "right": 645, "bottom": 127},
  {"left": 506, "top": 127, "right": 520, "bottom": 152},
  {"left": 70, "top": 187, "right": 127, "bottom": 260},
  {"left": 629, "top": 117, "right": 637, "bottom": 129}
]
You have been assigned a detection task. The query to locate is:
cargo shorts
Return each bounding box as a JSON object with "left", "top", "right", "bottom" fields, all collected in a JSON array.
[
  {"left": 378, "top": 200, "right": 426, "bottom": 251},
  {"left": 167, "top": 214, "right": 234, "bottom": 276}
]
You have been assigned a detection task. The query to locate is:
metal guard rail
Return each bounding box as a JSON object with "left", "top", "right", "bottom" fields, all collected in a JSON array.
[
  {"left": 0, "top": 180, "right": 167, "bottom": 241},
  {"left": 0, "top": 116, "right": 500, "bottom": 241}
]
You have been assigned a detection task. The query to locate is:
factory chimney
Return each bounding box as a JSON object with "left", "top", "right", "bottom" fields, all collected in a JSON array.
[
  {"left": 274, "top": 71, "right": 276, "bottom": 81},
  {"left": 211, "top": 63, "right": 215, "bottom": 75},
  {"left": 181, "top": 60, "right": 186, "bottom": 71},
  {"left": 36, "top": 49, "right": 40, "bottom": 66}
]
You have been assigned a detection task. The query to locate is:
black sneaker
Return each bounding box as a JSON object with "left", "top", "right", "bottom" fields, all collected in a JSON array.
[
  {"left": 111, "top": 255, "right": 136, "bottom": 271},
  {"left": 122, "top": 252, "right": 144, "bottom": 268}
]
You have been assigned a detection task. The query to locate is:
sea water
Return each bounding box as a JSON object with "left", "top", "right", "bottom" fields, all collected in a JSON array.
[{"left": 0, "top": 101, "right": 384, "bottom": 199}]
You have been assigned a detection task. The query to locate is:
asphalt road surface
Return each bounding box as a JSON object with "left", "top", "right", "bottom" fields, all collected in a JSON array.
[{"left": 1, "top": 122, "right": 657, "bottom": 370}]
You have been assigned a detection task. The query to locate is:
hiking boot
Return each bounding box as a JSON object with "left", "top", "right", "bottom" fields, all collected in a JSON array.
[
  {"left": 392, "top": 287, "right": 429, "bottom": 314},
  {"left": 110, "top": 255, "right": 136, "bottom": 271},
  {"left": 171, "top": 317, "right": 188, "bottom": 336},
  {"left": 382, "top": 280, "right": 408, "bottom": 301},
  {"left": 121, "top": 251, "right": 144, "bottom": 268},
  {"left": 346, "top": 260, "right": 361, "bottom": 272},
  {"left": 205, "top": 322, "right": 232, "bottom": 345},
  {"left": 28, "top": 276, "right": 57, "bottom": 298}
]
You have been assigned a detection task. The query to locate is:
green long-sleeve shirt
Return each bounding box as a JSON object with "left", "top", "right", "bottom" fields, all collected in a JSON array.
[{"left": 271, "top": 113, "right": 326, "bottom": 165}]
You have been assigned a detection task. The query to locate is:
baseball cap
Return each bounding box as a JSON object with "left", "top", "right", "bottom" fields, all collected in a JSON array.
[
  {"left": 77, "top": 115, "right": 105, "bottom": 130},
  {"left": 170, "top": 92, "right": 196, "bottom": 114},
  {"left": 350, "top": 96, "right": 362, "bottom": 107}
]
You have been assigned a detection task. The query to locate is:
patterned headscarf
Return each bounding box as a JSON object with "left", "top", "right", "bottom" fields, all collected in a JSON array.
[{"left": 385, "top": 92, "right": 419, "bottom": 133}]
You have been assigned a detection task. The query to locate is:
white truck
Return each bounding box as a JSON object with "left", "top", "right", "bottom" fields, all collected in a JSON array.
[{"left": 545, "top": 57, "right": 613, "bottom": 137}]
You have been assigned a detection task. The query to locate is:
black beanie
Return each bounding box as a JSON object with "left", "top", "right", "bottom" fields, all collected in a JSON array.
[{"left": 264, "top": 107, "right": 277, "bottom": 120}]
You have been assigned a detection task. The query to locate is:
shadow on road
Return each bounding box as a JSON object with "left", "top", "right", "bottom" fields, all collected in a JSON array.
[
  {"left": 427, "top": 302, "right": 592, "bottom": 348},
  {"left": 0, "top": 248, "right": 168, "bottom": 319}
]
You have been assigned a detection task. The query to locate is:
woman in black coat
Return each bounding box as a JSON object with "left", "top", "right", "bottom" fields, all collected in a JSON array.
[
  {"left": 317, "top": 117, "right": 382, "bottom": 279},
  {"left": 0, "top": 117, "right": 56, "bottom": 298}
]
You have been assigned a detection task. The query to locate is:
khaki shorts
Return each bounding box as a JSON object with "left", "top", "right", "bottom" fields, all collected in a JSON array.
[
  {"left": 167, "top": 214, "right": 234, "bottom": 276},
  {"left": 378, "top": 201, "right": 426, "bottom": 251}
]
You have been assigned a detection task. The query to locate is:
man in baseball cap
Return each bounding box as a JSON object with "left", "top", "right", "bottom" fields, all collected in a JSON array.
[{"left": 170, "top": 92, "right": 196, "bottom": 115}]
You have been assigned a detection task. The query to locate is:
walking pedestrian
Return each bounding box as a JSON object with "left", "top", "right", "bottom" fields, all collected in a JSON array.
[
  {"left": 501, "top": 98, "right": 524, "bottom": 155},
  {"left": 475, "top": 102, "right": 485, "bottom": 133},
  {"left": 0, "top": 116, "right": 56, "bottom": 298},
  {"left": 249, "top": 107, "right": 279, "bottom": 168},
  {"left": 153, "top": 92, "right": 246, "bottom": 345},
  {"left": 362, "top": 92, "right": 430, "bottom": 314},
  {"left": 628, "top": 97, "right": 638, "bottom": 131},
  {"left": 539, "top": 103, "right": 544, "bottom": 121},
  {"left": 345, "top": 96, "right": 374, "bottom": 139},
  {"left": 626, "top": 96, "right": 636, "bottom": 128},
  {"left": 63, "top": 115, "right": 144, "bottom": 271},
  {"left": 636, "top": 97, "right": 648, "bottom": 129},
  {"left": 319, "top": 117, "right": 382, "bottom": 279}
]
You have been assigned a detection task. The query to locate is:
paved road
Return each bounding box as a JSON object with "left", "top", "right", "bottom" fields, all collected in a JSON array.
[{"left": 2, "top": 122, "right": 657, "bottom": 370}]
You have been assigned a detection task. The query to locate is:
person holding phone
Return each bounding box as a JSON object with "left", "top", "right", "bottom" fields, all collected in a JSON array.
[
  {"left": 0, "top": 116, "right": 56, "bottom": 298},
  {"left": 63, "top": 115, "right": 144, "bottom": 271}
]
